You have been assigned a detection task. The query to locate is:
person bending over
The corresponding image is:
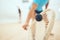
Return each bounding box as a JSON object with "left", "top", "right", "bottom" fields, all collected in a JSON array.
[{"left": 23, "top": 0, "right": 49, "bottom": 30}]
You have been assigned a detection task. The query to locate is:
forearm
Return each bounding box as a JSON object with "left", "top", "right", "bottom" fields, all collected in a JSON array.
[
  {"left": 25, "top": 10, "right": 33, "bottom": 23},
  {"left": 25, "top": 3, "right": 37, "bottom": 24},
  {"left": 45, "top": 1, "right": 49, "bottom": 9},
  {"left": 45, "top": 4, "right": 48, "bottom": 9}
]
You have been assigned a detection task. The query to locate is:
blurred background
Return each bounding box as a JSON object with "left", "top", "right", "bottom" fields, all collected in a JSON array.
[{"left": 0, "top": 0, "right": 60, "bottom": 40}]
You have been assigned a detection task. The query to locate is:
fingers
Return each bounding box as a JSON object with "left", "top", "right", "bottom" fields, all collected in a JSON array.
[
  {"left": 22, "top": 24, "right": 28, "bottom": 30},
  {"left": 22, "top": 25, "right": 27, "bottom": 30}
]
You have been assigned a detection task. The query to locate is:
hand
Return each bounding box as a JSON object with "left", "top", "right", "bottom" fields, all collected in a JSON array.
[
  {"left": 41, "top": 12, "right": 49, "bottom": 25},
  {"left": 22, "top": 23, "right": 28, "bottom": 30}
]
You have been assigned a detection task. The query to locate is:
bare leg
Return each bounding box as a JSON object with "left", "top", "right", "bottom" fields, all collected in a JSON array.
[
  {"left": 31, "top": 20, "right": 36, "bottom": 40},
  {"left": 42, "top": 12, "right": 54, "bottom": 35},
  {"left": 30, "top": 12, "right": 36, "bottom": 40},
  {"left": 42, "top": 13, "right": 49, "bottom": 29},
  {"left": 43, "top": 10, "right": 55, "bottom": 40}
]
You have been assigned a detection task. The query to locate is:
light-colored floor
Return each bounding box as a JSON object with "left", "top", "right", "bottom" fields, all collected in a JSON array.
[{"left": 0, "top": 20, "right": 60, "bottom": 40}]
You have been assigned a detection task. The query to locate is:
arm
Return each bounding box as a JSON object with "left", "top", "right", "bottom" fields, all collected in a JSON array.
[
  {"left": 45, "top": 1, "right": 49, "bottom": 9},
  {"left": 42, "top": 1, "right": 49, "bottom": 26},
  {"left": 26, "top": 3, "right": 37, "bottom": 24},
  {"left": 25, "top": 3, "right": 37, "bottom": 24},
  {"left": 23, "top": 3, "right": 37, "bottom": 30}
]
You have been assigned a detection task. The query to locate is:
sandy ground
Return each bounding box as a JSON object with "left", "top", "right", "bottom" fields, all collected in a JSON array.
[{"left": 0, "top": 20, "right": 60, "bottom": 40}]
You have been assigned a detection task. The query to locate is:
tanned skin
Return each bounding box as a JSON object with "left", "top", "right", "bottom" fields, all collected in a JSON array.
[{"left": 22, "top": 2, "right": 49, "bottom": 30}]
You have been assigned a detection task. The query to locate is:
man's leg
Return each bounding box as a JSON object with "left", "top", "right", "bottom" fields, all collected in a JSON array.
[
  {"left": 30, "top": 20, "right": 36, "bottom": 40},
  {"left": 30, "top": 8, "right": 36, "bottom": 40},
  {"left": 25, "top": 3, "right": 37, "bottom": 40},
  {"left": 42, "top": 13, "right": 49, "bottom": 29},
  {"left": 30, "top": 10, "right": 36, "bottom": 40},
  {"left": 42, "top": 12, "right": 54, "bottom": 35}
]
